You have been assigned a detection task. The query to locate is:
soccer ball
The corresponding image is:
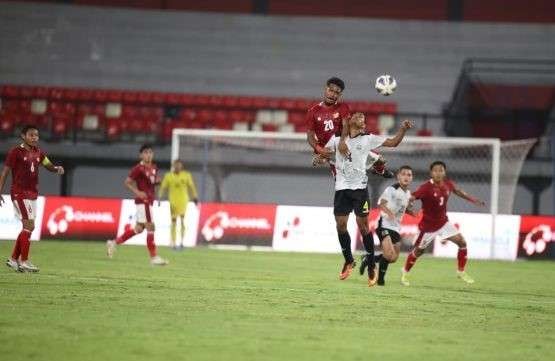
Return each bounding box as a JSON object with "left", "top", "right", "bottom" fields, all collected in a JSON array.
[{"left": 375, "top": 75, "right": 397, "bottom": 96}]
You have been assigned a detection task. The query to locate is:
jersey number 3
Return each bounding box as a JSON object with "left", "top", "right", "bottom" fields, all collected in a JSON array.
[
  {"left": 324, "top": 119, "right": 334, "bottom": 131},
  {"left": 438, "top": 196, "right": 444, "bottom": 206}
]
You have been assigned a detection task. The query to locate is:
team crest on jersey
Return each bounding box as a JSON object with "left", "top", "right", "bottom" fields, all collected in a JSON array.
[
  {"left": 434, "top": 192, "right": 438, "bottom": 197},
  {"left": 317, "top": 117, "right": 322, "bottom": 121},
  {"left": 333, "top": 112, "right": 339, "bottom": 118}
]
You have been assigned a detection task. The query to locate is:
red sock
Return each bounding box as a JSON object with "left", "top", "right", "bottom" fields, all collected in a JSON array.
[
  {"left": 19, "top": 229, "right": 32, "bottom": 262},
  {"left": 457, "top": 248, "right": 468, "bottom": 272},
  {"left": 404, "top": 250, "right": 418, "bottom": 272},
  {"left": 146, "top": 232, "right": 156, "bottom": 258},
  {"left": 11, "top": 230, "right": 25, "bottom": 260},
  {"left": 116, "top": 229, "right": 136, "bottom": 244},
  {"left": 372, "top": 162, "right": 385, "bottom": 174}
]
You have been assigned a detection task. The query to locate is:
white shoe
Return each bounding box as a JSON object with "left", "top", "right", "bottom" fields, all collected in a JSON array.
[
  {"left": 457, "top": 271, "right": 475, "bottom": 284},
  {"left": 401, "top": 269, "right": 410, "bottom": 286},
  {"left": 106, "top": 240, "right": 116, "bottom": 258},
  {"left": 6, "top": 258, "right": 22, "bottom": 272},
  {"left": 150, "top": 255, "right": 169, "bottom": 266},
  {"left": 19, "top": 261, "right": 39, "bottom": 273}
]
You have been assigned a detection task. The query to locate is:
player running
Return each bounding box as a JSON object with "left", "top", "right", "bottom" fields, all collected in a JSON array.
[
  {"left": 359, "top": 166, "right": 417, "bottom": 285},
  {"left": 0, "top": 125, "right": 65, "bottom": 272},
  {"left": 324, "top": 112, "right": 412, "bottom": 286},
  {"left": 106, "top": 144, "right": 168, "bottom": 265},
  {"left": 401, "top": 161, "right": 485, "bottom": 286},
  {"left": 158, "top": 159, "right": 198, "bottom": 250},
  {"left": 306, "top": 77, "right": 393, "bottom": 178}
]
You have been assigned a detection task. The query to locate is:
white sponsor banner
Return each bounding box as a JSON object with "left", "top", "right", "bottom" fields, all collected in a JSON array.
[
  {"left": 273, "top": 205, "right": 358, "bottom": 253},
  {"left": 117, "top": 200, "right": 199, "bottom": 247},
  {"left": 432, "top": 213, "right": 520, "bottom": 261},
  {"left": 0, "top": 194, "right": 44, "bottom": 241}
]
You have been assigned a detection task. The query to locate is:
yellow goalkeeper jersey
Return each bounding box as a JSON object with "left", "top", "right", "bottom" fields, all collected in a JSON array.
[{"left": 159, "top": 170, "right": 198, "bottom": 205}]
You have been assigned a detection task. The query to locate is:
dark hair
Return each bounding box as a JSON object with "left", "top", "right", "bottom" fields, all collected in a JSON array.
[
  {"left": 397, "top": 165, "right": 413, "bottom": 173},
  {"left": 430, "top": 161, "right": 447, "bottom": 171},
  {"left": 139, "top": 144, "right": 153, "bottom": 153},
  {"left": 20, "top": 124, "right": 39, "bottom": 135},
  {"left": 326, "top": 77, "right": 345, "bottom": 91}
]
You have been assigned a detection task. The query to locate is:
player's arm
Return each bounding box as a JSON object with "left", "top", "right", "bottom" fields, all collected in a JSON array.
[
  {"left": 41, "top": 156, "right": 64, "bottom": 175},
  {"left": 405, "top": 202, "right": 419, "bottom": 217},
  {"left": 305, "top": 109, "right": 332, "bottom": 158},
  {"left": 158, "top": 174, "right": 169, "bottom": 200},
  {"left": 338, "top": 116, "right": 351, "bottom": 156},
  {"left": 124, "top": 177, "right": 147, "bottom": 200},
  {"left": 382, "top": 120, "right": 413, "bottom": 147},
  {"left": 0, "top": 166, "right": 10, "bottom": 206},
  {"left": 378, "top": 199, "right": 395, "bottom": 220},
  {"left": 186, "top": 174, "right": 199, "bottom": 205},
  {"left": 453, "top": 186, "right": 485, "bottom": 207}
]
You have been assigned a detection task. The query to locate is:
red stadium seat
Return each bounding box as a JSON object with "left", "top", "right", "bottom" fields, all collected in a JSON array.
[
  {"left": 93, "top": 89, "right": 108, "bottom": 102},
  {"left": 164, "top": 93, "right": 180, "bottom": 105},
  {"left": 49, "top": 87, "right": 64, "bottom": 100},
  {"left": 208, "top": 95, "right": 225, "bottom": 107},
  {"left": 237, "top": 96, "right": 255, "bottom": 109},
  {"left": 179, "top": 109, "right": 196, "bottom": 122},
  {"left": 0, "top": 85, "right": 19, "bottom": 97},
  {"left": 107, "top": 89, "right": 123, "bottom": 102},
  {"left": 222, "top": 96, "right": 239, "bottom": 108},
  {"left": 253, "top": 96, "right": 272, "bottom": 109},
  {"left": 365, "top": 114, "right": 379, "bottom": 134},
  {"left": 19, "top": 86, "right": 33, "bottom": 98},
  {"left": 294, "top": 123, "right": 308, "bottom": 133},
  {"left": 262, "top": 124, "right": 278, "bottom": 132},
  {"left": 122, "top": 105, "right": 139, "bottom": 118},
  {"left": 122, "top": 91, "right": 138, "bottom": 103},
  {"left": 76, "top": 88, "right": 94, "bottom": 102},
  {"left": 294, "top": 99, "right": 314, "bottom": 111},
  {"left": 196, "top": 109, "right": 215, "bottom": 123},
  {"left": 105, "top": 118, "right": 122, "bottom": 140},
  {"left": 151, "top": 92, "right": 165, "bottom": 105},
  {"left": 194, "top": 94, "right": 210, "bottom": 107},
  {"left": 137, "top": 91, "right": 153, "bottom": 104},
  {"left": 63, "top": 88, "right": 79, "bottom": 101},
  {"left": 51, "top": 116, "right": 71, "bottom": 137},
  {"left": 177, "top": 94, "right": 195, "bottom": 106},
  {"left": 288, "top": 112, "right": 305, "bottom": 125},
  {"left": 19, "top": 100, "right": 32, "bottom": 114},
  {"left": 278, "top": 98, "right": 296, "bottom": 111},
  {"left": 267, "top": 97, "right": 281, "bottom": 109},
  {"left": 417, "top": 129, "right": 433, "bottom": 137},
  {"left": 0, "top": 113, "right": 15, "bottom": 134},
  {"left": 32, "top": 86, "right": 49, "bottom": 98}
]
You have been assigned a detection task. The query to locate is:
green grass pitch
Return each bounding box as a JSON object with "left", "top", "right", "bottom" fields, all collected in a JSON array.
[{"left": 1, "top": 240, "right": 554, "bottom": 361}]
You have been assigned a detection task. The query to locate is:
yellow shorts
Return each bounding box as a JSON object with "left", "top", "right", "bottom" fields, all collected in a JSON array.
[{"left": 170, "top": 202, "right": 186, "bottom": 218}]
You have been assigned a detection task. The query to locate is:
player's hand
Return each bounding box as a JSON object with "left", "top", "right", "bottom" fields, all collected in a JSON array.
[
  {"left": 473, "top": 199, "right": 486, "bottom": 207},
  {"left": 338, "top": 139, "right": 350, "bottom": 157},
  {"left": 193, "top": 198, "right": 199, "bottom": 206},
  {"left": 312, "top": 154, "right": 328, "bottom": 167},
  {"left": 315, "top": 145, "right": 333, "bottom": 159},
  {"left": 137, "top": 191, "right": 148, "bottom": 200},
  {"left": 55, "top": 166, "right": 64, "bottom": 175},
  {"left": 0, "top": 194, "right": 4, "bottom": 207},
  {"left": 400, "top": 120, "right": 414, "bottom": 130}
]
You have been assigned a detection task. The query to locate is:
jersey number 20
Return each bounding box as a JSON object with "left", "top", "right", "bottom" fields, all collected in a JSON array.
[{"left": 324, "top": 119, "right": 334, "bottom": 131}]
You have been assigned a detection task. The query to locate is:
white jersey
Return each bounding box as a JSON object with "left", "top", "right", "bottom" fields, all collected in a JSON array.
[
  {"left": 378, "top": 184, "right": 411, "bottom": 233},
  {"left": 326, "top": 133, "right": 386, "bottom": 191}
]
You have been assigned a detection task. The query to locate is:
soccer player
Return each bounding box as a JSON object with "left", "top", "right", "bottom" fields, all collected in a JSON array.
[
  {"left": 106, "top": 144, "right": 168, "bottom": 265},
  {"left": 0, "top": 125, "right": 64, "bottom": 272},
  {"left": 306, "top": 77, "right": 393, "bottom": 178},
  {"left": 359, "top": 166, "right": 417, "bottom": 285},
  {"left": 325, "top": 112, "right": 412, "bottom": 286},
  {"left": 158, "top": 159, "right": 198, "bottom": 250},
  {"left": 401, "top": 161, "right": 485, "bottom": 286}
]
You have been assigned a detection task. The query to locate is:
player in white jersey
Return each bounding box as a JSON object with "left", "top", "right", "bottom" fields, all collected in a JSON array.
[
  {"left": 324, "top": 112, "right": 413, "bottom": 287},
  {"left": 359, "top": 165, "right": 417, "bottom": 285}
]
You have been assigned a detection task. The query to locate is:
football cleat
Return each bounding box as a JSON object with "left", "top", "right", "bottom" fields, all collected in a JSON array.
[
  {"left": 368, "top": 265, "right": 378, "bottom": 287},
  {"left": 19, "top": 261, "right": 39, "bottom": 273},
  {"left": 358, "top": 254, "right": 368, "bottom": 275},
  {"left": 339, "top": 261, "right": 356, "bottom": 280},
  {"left": 150, "top": 256, "right": 169, "bottom": 266},
  {"left": 6, "top": 258, "right": 23, "bottom": 272},
  {"left": 106, "top": 240, "right": 116, "bottom": 258},
  {"left": 401, "top": 269, "right": 410, "bottom": 286},
  {"left": 457, "top": 271, "right": 475, "bottom": 284}
]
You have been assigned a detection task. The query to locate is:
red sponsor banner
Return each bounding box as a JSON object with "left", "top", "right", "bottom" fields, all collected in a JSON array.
[
  {"left": 41, "top": 196, "right": 121, "bottom": 240},
  {"left": 197, "top": 203, "right": 276, "bottom": 247},
  {"left": 518, "top": 215, "right": 555, "bottom": 259}
]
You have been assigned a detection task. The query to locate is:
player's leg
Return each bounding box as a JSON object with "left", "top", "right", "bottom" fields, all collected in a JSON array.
[
  {"left": 356, "top": 215, "right": 378, "bottom": 287},
  {"left": 377, "top": 235, "right": 397, "bottom": 286},
  {"left": 107, "top": 204, "right": 147, "bottom": 258},
  {"left": 144, "top": 204, "right": 168, "bottom": 266},
  {"left": 8, "top": 199, "right": 38, "bottom": 272},
  {"left": 170, "top": 217, "right": 177, "bottom": 249},
  {"left": 401, "top": 232, "right": 430, "bottom": 286},
  {"left": 446, "top": 232, "right": 474, "bottom": 284},
  {"left": 179, "top": 215, "right": 186, "bottom": 248},
  {"left": 334, "top": 190, "right": 356, "bottom": 280}
]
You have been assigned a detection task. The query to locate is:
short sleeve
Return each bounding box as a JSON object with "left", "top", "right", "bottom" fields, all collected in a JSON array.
[
  {"left": 446, "top": 179, "right": 456, "bottom": 192},
  {"left": 4, "top": 149, "right": 17, "bottom": 168},
  {"left": 305, "top": 108, "right": 315, "bottom": 131},
  {"left": 340, "top": 103, "right": 351, "bottom": 119},
  {"left": 412, "top": 184, "right": 428, "bottom": 200},
  {"left": 39, "top": 150, "right": 46, "bottom": 163},
  {"left": 128, "top": 166, "right": 141, "bottom": 181},
  {"left": 379, "top": 187, "right": 393, "bottom": 204},
  {"left": 365, "top": 134, "right": 386, "bottom": 151}
]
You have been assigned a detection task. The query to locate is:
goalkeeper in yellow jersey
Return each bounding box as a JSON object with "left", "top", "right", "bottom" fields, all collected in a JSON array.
[{"left": 159, "top": 160, "right": 198, "bottom": 250}]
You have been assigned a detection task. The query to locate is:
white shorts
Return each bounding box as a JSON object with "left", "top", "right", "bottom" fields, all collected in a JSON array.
[
  {"left": 414, "top": 222, "right": 460, "bottom": 250},
  {"left": 136, "top": 203, "right": 154, "bottom": 224},
  {"left": 12, "top": 198, "right": 36, "bottom": 221}
]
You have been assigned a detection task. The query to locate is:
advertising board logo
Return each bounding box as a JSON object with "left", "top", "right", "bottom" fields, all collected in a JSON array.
[
  {"left": 47, "top": 205, "right": 115, "bottom": 235},
  {"left": 522, "top": 224, "right": 553, "bottom": 256},
  {"left": 201, "top": 211, "right": 272, "bottom": 242}
]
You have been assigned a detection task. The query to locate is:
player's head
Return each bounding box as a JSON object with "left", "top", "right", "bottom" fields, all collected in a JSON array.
[
  {"left": 20, "top": 125, "right": 39, "bottom": 147},
  {"left": 349, "top": 112, "right": 365, "bottom": 130},
  {"left": 397, "top": 165, "right": 413, "bottom": 187},
  {"left": 173, "top": 159, "right": 184, "bottom": 172},
  {"left": 430, "top": 161, "right": 447, "bottom": 182},
  {"left": 324, "top": 77, "right": 345, "bottom": 105},
  {"left": 139, "top": 144, "right": 154, "bottom": 163}
]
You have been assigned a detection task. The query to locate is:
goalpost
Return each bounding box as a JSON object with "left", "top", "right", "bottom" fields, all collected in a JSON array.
[{"left": 172, "top": 128, "right": 536, "bottom": 258}]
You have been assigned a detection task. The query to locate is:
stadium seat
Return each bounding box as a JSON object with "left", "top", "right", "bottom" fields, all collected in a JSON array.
[
  {"left": 179, "top": 108, "right": 196, "bottom": 122},
  {"left": 177, "top": 93, "right": 195, "bottom": 106},
  {"left": 278, "top": 98, "right": 296, "bottom": 111},
  {"left": 417, "top": 128, "right": 433, "bottom": 136},
  {"left": 51, "top": 116, "right": 71, "bottom": 137},
  {"left": 208, "top": 95, "right": 225, "bottom": 107},
  {"left": 93, "top": 89, "right": 108, "bottom": 102},
  {"left": 287, "top": 112, "right": 305, "bottom": 125},
  {"left": 19, "top": 86, "right": 33, "bottom": 98},
  {"left": 107, "top": 89, "right": 123, "bottom": 102},
  {"left": 222, "top": 96, "right": 239, "bottom": 108},
  {"left": 151, "top": 92, "right": 165, "bottom": 105},
  {"left": 122, "top": 105, "right": 139, "bottom": 118},
  {"left": 122, "top": 91, "right": 138, "bottom": 103},
  {"left": 63, "top": 88, "right": 79, "bottom": 101},
  {"left": 164, "top": 92, "right": 181, "bottom": 105},
  {"left": 76, "top": 88, "right": 94, "bottom": 102},
  {"left": 137, "top": 91, "right": 153, "bottom": 104},
  {"left": 196, "top": 109, "right": 215, "bottom": 123},
  {"left": 105, "top": 118, "right": 122, "bottom": 140},
  {"left": 32, "top": 86, "right": 49, "bottom": 98},
  {"left": 49, "top": 87, "right": 64, "bottom": 100},
  {"left": 237, "top": 96, "right": 255, "bottom": 109},
  {"left": 0, "top": 113, "right": 15, "bottom": 135},
  {"left": 0, "top": 85, "right": 19, "bottom": 97}
]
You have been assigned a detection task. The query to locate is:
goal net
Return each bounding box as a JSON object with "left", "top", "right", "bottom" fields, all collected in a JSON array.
[{"left": 172, "top": 129, "right": 535, "bottom": 256}]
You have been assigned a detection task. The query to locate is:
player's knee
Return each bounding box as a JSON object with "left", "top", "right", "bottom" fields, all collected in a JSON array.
[
  {"left": 146, "top": 223, "right": 155, "bottom": 232},
  {"left": 458, "top": 237, "right": 467, "bottom": 248},
  {"left": 23, "top": 221, "right": 35, "bottom": 232},
  {"left": 135, "top": 224, "right": 145, "bottom": 233},
  {"left": 384, "top": 249, "right": 397, "bottom": 263},
  {"left": 335, "top": 222, "right": 348, "bottom": 233},
  {"left": 414, "top": 248, "right": 424, "bottom": 257}
]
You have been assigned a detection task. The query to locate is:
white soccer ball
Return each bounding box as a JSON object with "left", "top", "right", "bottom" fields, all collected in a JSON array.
[{"left": 375, "top": 74, "right": 397, "bottom": 96}]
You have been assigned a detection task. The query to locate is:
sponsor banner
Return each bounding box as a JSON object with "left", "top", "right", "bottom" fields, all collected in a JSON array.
[
  {"left": 41, "top": 196, "right": 120, "bottom": 240},
  {"left": 518, "top": 216, "right": 555, "bottom": 259},
  {"left": 272, "top": 205, "right": 358, "bottom": 253},
  {"left": 197, "top": 203, "right": 276, "bottom": 247},
  {"left": 117, "top": 200, "right": 199, "bottom": 247},
  {"left": 0, "top": 195, "right": 44, "bottom": 241},
  {"left": 433, "top": 213, "right": 520, "bottom": 261}
]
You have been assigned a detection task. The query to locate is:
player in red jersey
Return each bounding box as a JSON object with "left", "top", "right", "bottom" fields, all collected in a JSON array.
[
  {"left": 306, "top": 77, "right": 392, "bottom": 178},
  {"left": 0, "top": 125, "right": 65, "bottom": 272},
  {"left": 401, "top": 161, "right": 485, "bottom": 286},
  {"left": 106, "top": 144, "right": 168, "bottom": 265}
]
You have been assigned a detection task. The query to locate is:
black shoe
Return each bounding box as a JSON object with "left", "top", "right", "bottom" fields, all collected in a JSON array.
[
  {"left": 359, "top": 255, "right": 368, "bottom": 275},
  {"left": 377, "top": 278, "right": 385, "bottom": 286}
]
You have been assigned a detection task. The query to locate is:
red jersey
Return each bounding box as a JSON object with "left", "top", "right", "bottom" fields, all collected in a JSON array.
[
  {"left": 412, "top": 179, "right": 456, "bottom": 233},
  {"left": 306, "top": 102, "right": 350, "bottom": 148},
  {"left": 129, "top": 162, "right": 158, "bottom": 205},
  {"left": 4, "top": 144, "right": 46, "bottom": 200}
]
